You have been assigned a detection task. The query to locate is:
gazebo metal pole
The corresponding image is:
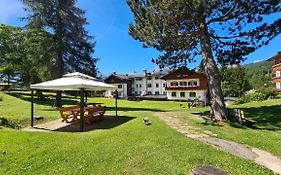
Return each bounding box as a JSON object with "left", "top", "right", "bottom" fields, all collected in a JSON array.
[
  {"left": 115, "top": 89, "right": 118, "bottom": 117},
  {"left": 31, "top": 90, "right": 34, "bottom": 127},
  {"left": 80, "top": 88, "right": 85, "bottom": 132}
]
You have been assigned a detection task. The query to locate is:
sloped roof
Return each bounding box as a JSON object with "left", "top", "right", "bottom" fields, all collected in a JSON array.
[
  {"left": 31, "top": 72, "right": 114, "bottom": 91},
  {"left": 161, "top": 67, "right": 206, "bottom": 80}
]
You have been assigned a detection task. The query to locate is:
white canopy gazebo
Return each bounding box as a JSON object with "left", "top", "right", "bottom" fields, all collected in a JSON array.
[{"left": 30, "top": 72, "right": 116, "bottom": 131}]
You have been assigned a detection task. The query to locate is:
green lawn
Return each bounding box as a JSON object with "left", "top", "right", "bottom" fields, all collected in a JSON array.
[
  {"left": 176, "top": 99, "right": 281, "bottom": 157},
  {"left": 0, "top": 91, "right": 278, "bottom": 174}
]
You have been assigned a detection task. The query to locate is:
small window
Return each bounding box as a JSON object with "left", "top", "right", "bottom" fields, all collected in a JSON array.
[
  {"left": 172, "top": 92, "right": 177, "bottom": 97},
  {"left": 180, "top": 92, "right": 185, "bottom": 97},
  {"left": 193, "top": 81, "right": 198, "bottom": 86},
  {"left": 189, "top": 92, "right": 196, "bottom": 97},
  {"left": 188, "top": 81, "right": 192, "bottom": 86},
  {"left": 155, "top": 76, "right": 160, "bottom": 80},
  {"left": 179, "top": 82, "right": 187, "bottom": 86},
  {"left": 163, "top": 91, "right": 167, "bottom": 95},
  {"left": 155, "top": 91, "right": 160, "bottom": 95},
  {"left": 139, "top": 84, "right": 142, "bottom": 88},
  {"left": 171, "top": 82, "right": 178, "bottom": 86},
  {"left": 156, "top": 83, "right": 159, "bottom": 88},
  {"left": 147, "top": 91, "right": 152, "bottom": 95},
  {"left": 147, "top": 77, "right": 152, "bottom": 80},
  {"left": 118, "top": 84, "right": 122, "bottom": 89},
  {"left": 147, "top": 83, "right": 152, "bottom": 88},
  {"left": 136, "top": 84, "right": 138, "bottom": 88},
  {"left": 163, "top": 83, "right": 166, "bottom": 87},
  {"left": 136, "top": 78, "right": 142, "bottom": 81}
]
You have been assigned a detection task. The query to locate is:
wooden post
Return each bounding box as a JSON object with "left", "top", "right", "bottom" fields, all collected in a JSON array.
[
  {"left": 31, "top": 90, "right": 34, "bottom": 127},
  {"left": 115, "top": 89, "right": 118, "bottom": 117},
  {"left": 80, "top": 88, "right": 85, "bottom": 132}
]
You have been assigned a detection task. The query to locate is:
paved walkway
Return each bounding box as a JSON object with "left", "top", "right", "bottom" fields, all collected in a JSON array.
[{"left": 155, "top": 112, "right": 281, "bottom": 175}]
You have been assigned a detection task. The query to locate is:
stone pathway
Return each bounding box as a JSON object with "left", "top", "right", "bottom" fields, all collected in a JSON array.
[{"left": 155, "top": 112, "right": 281, "bottom": 175}]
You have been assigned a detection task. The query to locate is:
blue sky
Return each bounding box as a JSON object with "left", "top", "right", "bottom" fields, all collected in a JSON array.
[{"left": 1, "top": 0, "right": 281, "bottom": 75}]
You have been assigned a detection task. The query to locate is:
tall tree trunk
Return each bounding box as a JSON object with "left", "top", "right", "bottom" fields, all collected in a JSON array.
[
  {"left": 199, "top": 21, "right": 228, "bottom": 121},
  {"left": 53, "top": 1, "right": 64, "bottom": 107}
]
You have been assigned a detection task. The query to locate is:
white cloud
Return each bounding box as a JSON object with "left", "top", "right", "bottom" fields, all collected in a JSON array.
[
  {"left": 253, "top": 60, "right": 262, "bottom": 63},
  {"left": 0, "top": 0, "right": 25, "bottom": 24}
]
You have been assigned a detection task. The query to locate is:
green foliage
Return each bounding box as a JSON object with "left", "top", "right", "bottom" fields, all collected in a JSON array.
[
  {"left": 0, "top": 24, "right": 42, "bottom": 86},
  {"left": 235, "top": 88, "right": 278, "bottom": 104},
  {"left": 244, "top": 60, "right": 274, "bottom": 90},
  {"left": 220, "top": 65, "right": 250, "bottom": 97},
  {"left": 22, "top": 0, "right": 98, "bottom": 78},
  {"left": 127, "top": 0, "right": 281, "bottom": 67}
]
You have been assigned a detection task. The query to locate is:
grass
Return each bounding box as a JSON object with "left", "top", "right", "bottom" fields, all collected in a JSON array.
[
  {"left": 177, "top": 99, "right": 281, "bottom": 157},
  {"left": 0, "top": 91, "right": 278, "bottom": 174},
  {"left": 0, "top": 91, "right": 187, "bottom": 127}
]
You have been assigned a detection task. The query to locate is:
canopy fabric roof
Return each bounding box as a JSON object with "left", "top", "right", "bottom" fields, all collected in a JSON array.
[{"left": 30, "top": 72, "right": 114, "bottom": 91}]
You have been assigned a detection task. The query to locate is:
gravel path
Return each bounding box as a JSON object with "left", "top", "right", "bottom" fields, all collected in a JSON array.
[{"left": 155, "top": 112, "right": 281, "bottom": 175}]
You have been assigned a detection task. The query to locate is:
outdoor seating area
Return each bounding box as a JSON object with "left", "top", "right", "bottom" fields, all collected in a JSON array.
[{"left": 59, "top": 105, "right": 106, "bottom": 124}]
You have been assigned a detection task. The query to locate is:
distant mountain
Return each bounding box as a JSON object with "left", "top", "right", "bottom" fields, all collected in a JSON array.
[{"left": 242, "top": 56, "right": 275, "bottom": 90}]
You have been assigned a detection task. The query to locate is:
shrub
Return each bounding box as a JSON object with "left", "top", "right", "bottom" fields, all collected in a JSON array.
[{"left": 235, "top": 89, "right": 278, "bottom": 104}]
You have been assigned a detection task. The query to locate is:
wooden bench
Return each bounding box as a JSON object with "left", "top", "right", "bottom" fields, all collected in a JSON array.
[
  {"left": 227, "top": 108, "right": 257, "bottom": 125},
  {"left": 59, "top": 105, "right": 80, "bottom": 123},
  {"left": 84, "top": 105, "right": 106, "bottom": 124}
]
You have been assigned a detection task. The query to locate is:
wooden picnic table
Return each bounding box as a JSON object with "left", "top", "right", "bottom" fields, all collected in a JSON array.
[{"left": 60, "top": 105, "right": 106, "bottom": 124}]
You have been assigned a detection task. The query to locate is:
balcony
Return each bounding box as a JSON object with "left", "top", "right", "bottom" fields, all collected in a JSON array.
[
  {"left": 271, "top": 63, "right": 281, "bottom": 72},
  {"left": 272, "top": 76, "right": 281, "bottom": 83},
  {"left": 165, "top": 85, "right": 201, "bottom": 90}
]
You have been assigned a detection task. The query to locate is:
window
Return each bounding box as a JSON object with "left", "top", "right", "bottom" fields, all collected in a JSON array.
[
  {"left": 179, "top": 82, "right": 187, "bottom": 86},
  {"left": 180, "top": 92, "right": 185, "bottom": 97},
  {"left": 163, "top": 91, "right": 167, "bottom": 95},
  {"left": 189, "top": 92, "right": 196, "bottom": 97},
  {"left": 139, "top": 84, "right": 142, "bottom": 88},
  {"left": 155, "top": 76, "right": 160, "bottom": 80},
  {"left": 156, "top": 83, "right": 159, "bottom": 88},
  {"left": 277, "top": 83, "right": 281, "bottom": 89},
  {"left": 188, "top": 81, "right": 192, "bottom": 86},
  {"left": 155, "top": 91, "right": 160, "bottom": 95},
  {"left": 118, "top": 84, "right": 122, "bottom": 89},
  {"left": 147, "top": 83, "right": 152, "bottom": 88},
  {"left": 193, "top": 81, "right": 198, "bottom": 86},
  {"left": 172, "top": 92, "right": 177, "bottom": 97},
  {"left": 136, "top": 84, "right": 138, "bottom": 88},
  {"left": 147, "top": 77, "right": 152, "bottom": 80},
  {"left": 147, "top": 91, "right": 152, "bottom": 95},
  {"left": 171, "top": 82, "right": 178, "bottom": 86},
  {"left": 163, "top": 83, "right": 166, "bottom": 87},
  {"left": 136, "top": 78, "right": 142, "bottom": 81}
]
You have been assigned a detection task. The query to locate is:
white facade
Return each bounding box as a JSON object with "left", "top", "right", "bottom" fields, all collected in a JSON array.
[
  {"left": 105, "top": 83, "right": 128, "bottom": 98},
  {"left": 166, "top": 90, "right": 207, "bottom": 102},
  {"left": 132, "top": 75, "right": 166, "bottom": 96},
  {"left": 277, "top": 82, "right": 281, "bottom": 90},
  {"left": 165, "top": 79, "right": 207, "bottom": 103}
]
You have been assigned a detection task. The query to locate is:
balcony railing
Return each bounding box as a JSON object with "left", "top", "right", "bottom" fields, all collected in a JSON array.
[{"left": 166, "top": 85, "right": 200, "bottom": 90}]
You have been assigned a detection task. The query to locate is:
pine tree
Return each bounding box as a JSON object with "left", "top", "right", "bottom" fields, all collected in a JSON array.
[
  {"left": 22, "top": 0, "right": 98, "bottom": 106},
  {"left": 127, "top": 0, "right": 281, "bottom": 121}
]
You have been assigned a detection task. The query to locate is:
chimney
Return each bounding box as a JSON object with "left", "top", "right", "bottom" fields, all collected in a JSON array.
[
  {"left": 143, "top": 69, "right": 147, "bottom": 75},
  {"left": 278, "top": 51, "right": 281, "bottom": 55}
]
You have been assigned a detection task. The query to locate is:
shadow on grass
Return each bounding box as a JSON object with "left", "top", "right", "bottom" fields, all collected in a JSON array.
[
  {"left": 240, "top": 105, "right": 281, "bottom": 131},
  {"left": 6, "top": 92, "right": 79, "bottom": 106},
  {"left": 6, "top": 92, "right": 165, "bottom": 112},
  {"left": 192, "top": 105, "right": 281, "bottom": 131},
  {"left": 53, "top": 115, "right": 135, "bottom": 132}
]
